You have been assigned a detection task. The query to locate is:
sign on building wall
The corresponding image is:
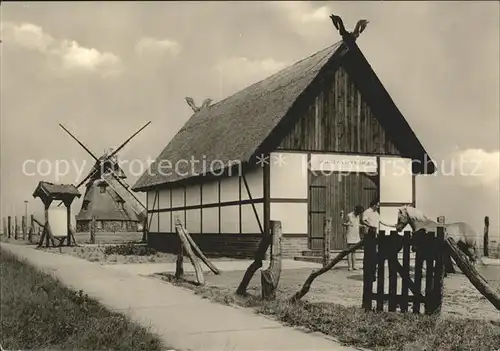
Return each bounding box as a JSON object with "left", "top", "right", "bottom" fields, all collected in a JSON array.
[{"left": 310, "top": 154, "right": 377, "bottom": 173}]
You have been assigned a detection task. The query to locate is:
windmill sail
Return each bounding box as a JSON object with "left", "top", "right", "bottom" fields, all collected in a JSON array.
[
  {"left": 101, "top": 172, "right": 146, "bottom": 222},
  {"left": 61, "top": 121, "right": 151, "bottom": 232}
]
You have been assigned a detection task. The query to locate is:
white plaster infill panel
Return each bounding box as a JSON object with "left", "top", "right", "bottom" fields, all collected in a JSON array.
[
  {"left": 270, "top": 152, "right": 308, "bottom": 199},
  {"left": 379, "top": 157, "right": 413, "bottom": 204}
]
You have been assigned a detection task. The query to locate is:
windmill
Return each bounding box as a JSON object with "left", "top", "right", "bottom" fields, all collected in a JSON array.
[{"left": 59, "top": 122, "right": 150, "bottom": 233}]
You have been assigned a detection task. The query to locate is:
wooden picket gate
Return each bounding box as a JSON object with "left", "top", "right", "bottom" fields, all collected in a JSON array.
[{"left": 362, "top": 228, "right": 445, "bottom": 314}]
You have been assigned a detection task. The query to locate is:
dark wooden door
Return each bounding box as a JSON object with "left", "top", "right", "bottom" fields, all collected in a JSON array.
[
  {"left": 330, "top": 173, "right": 378, "bottom": 249},
  {"left": 308, "top": 172, "right": 378, "bottom": 250},
  {"left": 308, "top": 174, "right": 326, "bottom": 250}
]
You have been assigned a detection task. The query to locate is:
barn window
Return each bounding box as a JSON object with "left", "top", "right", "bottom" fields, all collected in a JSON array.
[
  {"left": 96, "top": 221, "right": 102, "bottom": 229},
  {"left": 100, "top": 185, "right": 106, "bottom": 193},
  {"left": 82, "top": 200, "right": 89, "bottom": 211}
]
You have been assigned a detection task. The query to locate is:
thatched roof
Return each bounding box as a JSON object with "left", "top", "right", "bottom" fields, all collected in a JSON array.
[
  {"left": 33, "top": 181, "right": 81, "bottom": 201},
  {"left": 133, "top": 40, "right": 434, "bottom": 191},
  {"left": 133, "top": 42, "right": 343, "bottom": 191}
]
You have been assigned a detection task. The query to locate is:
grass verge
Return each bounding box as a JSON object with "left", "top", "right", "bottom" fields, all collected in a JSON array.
[
  {"left": 157, "top": 273, "right": 500, "bottom": 351},
  {"left": 0, "top": 249, "right": 166, "bottom": 350}
]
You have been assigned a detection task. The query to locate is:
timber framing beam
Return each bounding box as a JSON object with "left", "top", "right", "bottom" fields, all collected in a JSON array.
[{"left": 242, "top": 172, "right": 264, "bottom": 234}]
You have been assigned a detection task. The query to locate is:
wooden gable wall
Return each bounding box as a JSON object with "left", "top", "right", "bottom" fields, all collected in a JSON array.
[{"left": 278, "top": 66, "right": 401, "bottom": 155}]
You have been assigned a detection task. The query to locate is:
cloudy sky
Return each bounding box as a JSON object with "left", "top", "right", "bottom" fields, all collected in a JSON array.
[{"left": 1, "top": 1, "right": 499, "bottom": 238}]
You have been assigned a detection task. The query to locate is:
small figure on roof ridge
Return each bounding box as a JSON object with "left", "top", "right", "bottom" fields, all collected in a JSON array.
[
  {"left": 201, "top": 98, "right": 213, "bottom": 109},
  {"left": 185, "top": 97, "right": 213, "bottom": 113},
  {"left": 330, "top": 14, "right": 369, "bottom": 41},
  {"left": 352, "top": 20, "right": 369, "bottom": 39}
]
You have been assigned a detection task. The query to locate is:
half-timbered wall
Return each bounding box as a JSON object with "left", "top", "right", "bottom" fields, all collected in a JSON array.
[
  {"left": 146, "top": 166, "right": 265, "bottom": 258},
  {"left": 147, "top": 166, "right": 264, "bottom": 234},
  {"left": 269, "top": 152, "right": 308, "bottom": 236},
  {"left": 278, "top": 66, "right": 401, "bottom": 156}
]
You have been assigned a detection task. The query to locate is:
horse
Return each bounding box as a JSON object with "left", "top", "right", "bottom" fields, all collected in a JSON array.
[{"left": 395, "top": 205, "right": 482, "bottom": 271}]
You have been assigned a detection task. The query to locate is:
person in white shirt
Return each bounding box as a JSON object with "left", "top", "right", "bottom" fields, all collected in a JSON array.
[
  {"left": 361, "top": 199, "right": 396, "bottom": 281},
  {"left": 361, "top": 199, "right": 395, "bottom": 233},
  {"left": 343, "top": 205, "right": 364, "bottom": 271}
]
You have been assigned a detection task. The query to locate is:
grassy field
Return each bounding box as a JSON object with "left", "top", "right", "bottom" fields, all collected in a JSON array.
[
  {"left": 1, "top": 232, "right": 180, "bottom": 265},
  {"left": 41, "top": 244, "right": 179, "bottom": 264},
  {"left": 0, "top": 231, "right": 143, "bottom": 246},
  {"left": 73, "top": 231, "right": 144, "bottom": 244},
  {"left": 156, "top": 269, "right": 500, "bottom": 351},
  {"left": 0, "top": 249, "right": 166, "bottom": 350}
]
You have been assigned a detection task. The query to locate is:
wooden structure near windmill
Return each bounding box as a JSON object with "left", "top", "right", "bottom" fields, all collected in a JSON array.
[
  {"left": 132, "top": 16, "right": 436, "bottom": 259},
  {"left": 58, "top": 122, "right": 149, "bottom": 233},
  {"left": 32, "top": 181, "right": 81, "bottom": 247}
]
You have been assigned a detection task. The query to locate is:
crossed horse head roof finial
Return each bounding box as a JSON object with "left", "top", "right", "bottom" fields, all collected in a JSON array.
[{"left": 329, "top": 14, "right": 369, "bottom": 41}]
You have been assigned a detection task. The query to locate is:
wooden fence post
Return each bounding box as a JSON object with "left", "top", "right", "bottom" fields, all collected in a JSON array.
[
  {"left": 28, "top": 215, "right": 34, "bottom": 243},
  {"left": 387, "top": 231, "right": 399, "bottom": 312},
  {"left": 362, "top": 228, "right": 376, "bottom": 311},
  {"left": 261, "top": 220, "right": 282, "bottom": 300},
  {"left": 2, "top": 217, "right": 6, "bottom": 236},
  {"left": 376, "top": 230, "right": 386, "bottom": 311},
  {"left": 424, "top": 232, "right": 436, "bottom": 314},
  {"left": 446, "top": 237, "right": 500, "bottom": 310},
  {"left": 178, "top": 222, "right": 220, "bottom": 275},
  {"left": 484, "top": 216, "right": 489, "bottom": 257},
  {"left": 7, "top": 216, "right": 11, "bottom": 238},
  {"left": 236, "top": 225, "right": 272, "bottom": 296},
  {"left": 290, "top": 240, "right": 364, "bottom": 302},
  {"left": 323, "top": 218, "right": 331, "bottom": 267},
  {"left": 142, "top": 217, "right": 148, "bottom": 243},
  {"left": 14, "top": 216, "right": 18, "bottom": 240},
  {"left": 22, "top": 215, "right": 26, "bottom": 240},
  {"left": 430, "top": 226, "right": 445, "bottom": 314},
  {"left": 400, "top": 231, "right": 411, "bottom": 312},
  {"left": 175, "top": 236, "right": 184, "bottom": 279},
  {"left": 174, "top": 218, "right": 205, "bottom": 285},
  {"left": 90, "top": 216, "right": 96, "bottom": 244}
]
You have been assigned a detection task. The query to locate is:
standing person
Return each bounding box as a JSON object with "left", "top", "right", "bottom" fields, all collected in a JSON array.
[
  {"left": 361, "top": 198, "right": 395, "bottom": 233},
  {"left": 361, "top": 198, "right": 396, "bottom": 280},
  {"left": 343, "top": 205, "right": 364, "bottom": 271}
]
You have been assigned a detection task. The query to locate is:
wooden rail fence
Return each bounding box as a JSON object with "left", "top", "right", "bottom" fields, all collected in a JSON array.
[
  {"left": 362, "top": 228, "right": 445, "bottom": 314},
  {"left": 1, "top": 215, "right": 43, "bottom": 242}
]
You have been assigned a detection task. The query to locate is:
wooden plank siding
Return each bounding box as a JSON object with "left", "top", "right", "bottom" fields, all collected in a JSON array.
[
  {"left": 278, "top": 66, "right": 401, "bottom": 155},
  {"left": 309, "top": 172, "right": 378, "bottom": 250},
  {"left": 278, "top": 65, "right": 404, "bottom": 250}
]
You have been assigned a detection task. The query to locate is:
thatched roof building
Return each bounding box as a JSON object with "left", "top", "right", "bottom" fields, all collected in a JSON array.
[
  {"left": 133, "top": 40, "right": 434, "bottom": 192},
  {"left": 132, "top": 23, "right": 435, "bottom": 259}
]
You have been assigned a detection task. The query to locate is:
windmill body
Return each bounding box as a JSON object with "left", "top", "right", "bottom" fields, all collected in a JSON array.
[
  {"left": 59, "top": 123, "right": 149, "bottom": 233},
  {"left": 75, "top": 155, "right": 142, "bottom": 232}
]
